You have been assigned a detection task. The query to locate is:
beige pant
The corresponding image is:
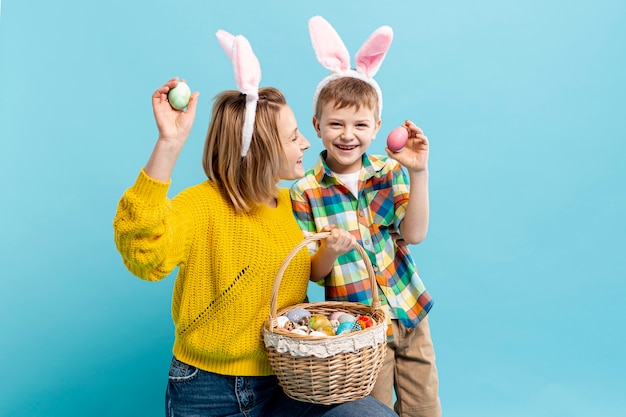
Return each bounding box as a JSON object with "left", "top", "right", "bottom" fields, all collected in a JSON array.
[{"left": 370, "top": 317, "right": 442, "bottom": 417}]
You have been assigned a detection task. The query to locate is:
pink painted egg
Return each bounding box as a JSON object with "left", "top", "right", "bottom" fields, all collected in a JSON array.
[
  {"left": 329, "top": 311, "right": 347, "bottom": 321},
  {"left": 387, "top": 126, "right": 409, "bottom": 152}
]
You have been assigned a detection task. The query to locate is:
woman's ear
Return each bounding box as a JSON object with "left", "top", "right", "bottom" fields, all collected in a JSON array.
[{"left": 312, "top": 116, "right": 322, "bottom": 138}]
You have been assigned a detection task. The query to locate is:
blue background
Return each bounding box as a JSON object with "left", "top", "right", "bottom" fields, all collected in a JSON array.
[{"left": 1, "top": 1, "right": 625, "bottom": 416}]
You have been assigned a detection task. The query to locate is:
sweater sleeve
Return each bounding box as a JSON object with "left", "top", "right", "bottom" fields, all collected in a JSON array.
[{"left": 113, "top": 169, "right": 190, "bottom": 282}]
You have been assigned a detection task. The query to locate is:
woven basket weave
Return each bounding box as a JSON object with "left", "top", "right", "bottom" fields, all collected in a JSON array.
[{"left": 263, "top": 232, "right": 388, "bottom": 405}]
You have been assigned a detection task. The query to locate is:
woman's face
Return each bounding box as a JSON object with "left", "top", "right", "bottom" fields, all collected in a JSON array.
[{"left": 277, "top": 105, "right": 310, "bottom": 180}]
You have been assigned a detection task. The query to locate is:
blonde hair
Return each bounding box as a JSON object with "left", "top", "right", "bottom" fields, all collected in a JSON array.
[
  {"left": 203, "top": 87, "right": 287, "bottom": 212},
  {"left": 315, "top": 77, "right": 380, "bottom": 121}
]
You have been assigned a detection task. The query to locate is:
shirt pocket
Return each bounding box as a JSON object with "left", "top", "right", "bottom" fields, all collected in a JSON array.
[{"left": 364, "top": 187, "right": 395, "bottom": 228}]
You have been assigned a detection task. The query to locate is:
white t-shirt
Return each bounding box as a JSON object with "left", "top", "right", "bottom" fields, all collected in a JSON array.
[{"left": 333, "top": 171, "right": 360, "bottom": 197}]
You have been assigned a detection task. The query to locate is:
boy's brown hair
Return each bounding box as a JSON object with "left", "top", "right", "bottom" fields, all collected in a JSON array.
[
  {"left": 203, "top": 87, "right": 287, "bottom": 212},
  {"left": 315, "top": 77, "right": 380, "bottom": 121}
]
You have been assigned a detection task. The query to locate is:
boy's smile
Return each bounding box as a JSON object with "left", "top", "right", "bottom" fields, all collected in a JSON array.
[{"left": 314, "top": 102, "right": 381, "bottom": 174}]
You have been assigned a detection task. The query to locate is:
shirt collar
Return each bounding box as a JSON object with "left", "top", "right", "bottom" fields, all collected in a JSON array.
[{"left": 312, "top": 151, "right": 387, "bottom": 186}]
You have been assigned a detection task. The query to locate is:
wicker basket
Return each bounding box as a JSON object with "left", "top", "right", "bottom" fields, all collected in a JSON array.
[{"left": 263, "top": 232, "right": 388, "bottom": 405}]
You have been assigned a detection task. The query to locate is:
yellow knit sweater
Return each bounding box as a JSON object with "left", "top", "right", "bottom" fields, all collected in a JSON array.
[{"left": 113, "top": 169, "right": 310, "bottom": 376}]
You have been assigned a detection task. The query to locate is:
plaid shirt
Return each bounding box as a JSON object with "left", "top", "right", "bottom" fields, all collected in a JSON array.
[{"left": 290, "top": 152, "right": 433, "bottom": 331}]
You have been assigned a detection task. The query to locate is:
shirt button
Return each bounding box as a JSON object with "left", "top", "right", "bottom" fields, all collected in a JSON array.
[
  {"left": 373, "top": 265, "right": 379, "bottom": 272},
  {"left": 365, "top": 239, "right": 371, "bottom": 245}
]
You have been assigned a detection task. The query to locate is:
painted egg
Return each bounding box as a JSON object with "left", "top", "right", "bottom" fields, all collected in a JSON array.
[
  {"left": 330, "top": 311, "right": 347, "bottom": 321},
  {"left": 291, "top": 328, "right": 308, "bottom": 335},
  {"left": 336, "top": 321, "right": 355, "bottom": 335},
  {"left": 386, "top": 126, "right": 409, "bottom": 152},
  {"left": 309, "top": 315, "right": 331, "bottom": 331},
  {"left": 286, "top": 308, "right": 311, "bottom": 324},
  {"left": 330, "top": 319, "right": 339, "bottom": 331},
  {"left": 276, "top": 315, "right": 291, "bottom": 329},
  {"left": 351, "top": 322, "right": 363, "bottom": 332},
  {"left": 310, "top": 330, "right": 330, "bottom": 337},
  {"left": 337, "top": 313, "right": 356, "bottom": 324},
  {"left": 357, "top": 315, "right": 374, "bottom": 329},
  {"left": 320, "top": 325, "right": 336, "bottom": 336},
  {"left": 168, "top": 81, "right": 191, "bottom": 110}
]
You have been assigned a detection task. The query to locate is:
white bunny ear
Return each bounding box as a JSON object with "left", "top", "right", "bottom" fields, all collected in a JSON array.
[
  {"left": 216, "top": 30, "right": 262, "bottom": 157},
  {"left": 308, "top": 15, "right": 350, "bottom": 72},
  {"left": 355, "top": 26, "right": 393, "bottom": 78}
]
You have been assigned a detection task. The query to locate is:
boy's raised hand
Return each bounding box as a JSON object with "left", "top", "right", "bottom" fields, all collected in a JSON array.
[{"left": 385, "top": 120, "right": 429, "bottom": 173}]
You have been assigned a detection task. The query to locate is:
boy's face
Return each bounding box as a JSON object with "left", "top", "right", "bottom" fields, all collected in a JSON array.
[{"left": 313, "top": 101, "right": 381, "bottom": 174}]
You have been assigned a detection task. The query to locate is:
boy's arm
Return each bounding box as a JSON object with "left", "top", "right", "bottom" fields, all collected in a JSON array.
[
  {"left": 399, "top": 170, "right": 429, "bottom": 244},
  {"left": 387, "top": 120, "right": 430, "bottom": 244},
  {"left": 290, "top": 185, "right": 355, "bottom": 282}
]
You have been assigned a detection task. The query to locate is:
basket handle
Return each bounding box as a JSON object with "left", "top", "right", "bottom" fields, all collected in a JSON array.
[{"left": 268, "top": 232, "right": 380, "bottom": 328}]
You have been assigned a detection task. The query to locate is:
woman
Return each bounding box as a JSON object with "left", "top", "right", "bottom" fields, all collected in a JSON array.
[{"left": 113, "top": 30, "right": 397, "bottom": 417}]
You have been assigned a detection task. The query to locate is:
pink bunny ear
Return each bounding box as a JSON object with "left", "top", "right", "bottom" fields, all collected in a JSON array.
[
  {"left": 216, "top": 30, "right": 262, "bottom": 157},
  {"left": 355, "top": 26, "right": 393, "bottom": 78},
  {"left": 309, "top": 15, "right": 350, "bottom": 72},
  {"left": 231, "top": 35, "right": 261, "bottom": 95},
  {"left": 216, "top": 29, "right": 235, "bottom": 60},
  {"left": 309, "top": 16, "right": 390, "bottom": 120},
  {"left": 216, "top": 31, "right": 261, "bottom": 94}
]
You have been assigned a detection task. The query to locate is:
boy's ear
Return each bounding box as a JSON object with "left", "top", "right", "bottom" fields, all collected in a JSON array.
[
  {"left": 374, "top": 119, "right": 382, "bottom": 136},
  {"left": 312, "top": 116, "right": 322, "bottom": 138}
]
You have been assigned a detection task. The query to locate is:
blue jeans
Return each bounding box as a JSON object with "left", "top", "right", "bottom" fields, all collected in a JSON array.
[{"left": 165, "top": 356, "right": 398, "bottom": 417}]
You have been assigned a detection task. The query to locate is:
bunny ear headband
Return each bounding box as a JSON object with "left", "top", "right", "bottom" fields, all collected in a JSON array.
[
  {"left": 309, "top": 16, "right": 393, "bottom": 119},
  {"left": 216, "top": 29, "right": 262, "bottom": 157}
]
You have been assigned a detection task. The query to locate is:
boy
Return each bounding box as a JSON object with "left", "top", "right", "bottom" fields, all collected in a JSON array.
[{"left": 290, "top": 31, "right": 441, "bottom": 416}]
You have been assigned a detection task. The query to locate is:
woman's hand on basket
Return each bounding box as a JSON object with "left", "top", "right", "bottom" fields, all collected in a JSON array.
[{"left": 320, "top": 225, "right": 356, "bottom": 257}]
